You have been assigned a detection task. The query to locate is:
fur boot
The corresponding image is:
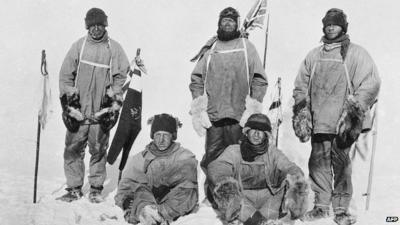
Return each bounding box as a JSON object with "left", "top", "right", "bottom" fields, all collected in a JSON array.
[
  {"left": 335, "top": 96, "right": 365, "bottom": 149},
  {"left": 292, "top": 99, "right": 312, "bottom": 143},
  {"left": 190, "top": 95, "right": 212, "bottom": 137},
  {"left": 239, "top": 95, "right": 263, "bottom": 127},
  {"left": 283, "top": 174, "right": 309, "bottom": 220},
  {"left": 213, "top": 177, "right": 242, "bottom": 223}
]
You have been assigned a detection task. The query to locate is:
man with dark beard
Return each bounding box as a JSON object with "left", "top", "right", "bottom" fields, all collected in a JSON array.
[
  {"left": 57, "top": 8, "right": 130, "bottom": 203},
  {"left": 292, "top": 8, "right": 380, "bottom": 225},
  {"left": 189, "top": 7, "right": 267, "bottom": 206}
]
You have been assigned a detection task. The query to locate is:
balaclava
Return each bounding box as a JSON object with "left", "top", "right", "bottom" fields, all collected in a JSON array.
[{"left": 85, "top": 8, "right": 108, "bottom": 29}]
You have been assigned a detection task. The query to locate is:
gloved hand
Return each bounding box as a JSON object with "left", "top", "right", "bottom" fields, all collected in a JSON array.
[
  {"left": 190, "top": 95, "right": 212, "bottom": 137},
  {"left": 335, "top": 96, "right": 365, "bottom": 149},
  {"left": 94, "top": 87, "right": 123, "bottom": 132},
  {"left": 292, "top": 99, "right": 312, "bottom": 143},
  {"left": 239, "top": 95, "right": 263, "bottom": 127},
  {"left": 213, "top": 178, "right": 242, "bottom": 223},
  {"left": 283, "top": 174, "right": 309, "bottom": 220},
  {"left": 60, "top": 91, "right": 84, "bottom": 133},
  {"left": 138, "top": 205, "right": 164, "bottom": 225}
]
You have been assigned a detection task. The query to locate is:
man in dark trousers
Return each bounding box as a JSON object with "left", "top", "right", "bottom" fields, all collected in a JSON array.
[{"left": 292, "top": 8, "right": 380, "bottom": 225}]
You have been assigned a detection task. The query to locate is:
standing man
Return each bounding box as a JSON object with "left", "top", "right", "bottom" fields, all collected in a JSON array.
[
  {"left": 189, "top": 7, "right": 268, "bottom": 203},
  {"left": 292, "top": 8, "right": 380, "bottom": 225},
  {"left": 208, "top": 113, "right": 308, "bottom": 225},
  {"left": 58, "top": 8, "right": 130, "bottom": 203},
  {"left": 115, "top": 114, "right": 198, "bottom": 225}
]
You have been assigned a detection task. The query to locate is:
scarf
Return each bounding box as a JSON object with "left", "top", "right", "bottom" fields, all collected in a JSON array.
[
  {"left": 321, "top": 34, "right": 350, "bottom": 61},
  {"left": 87, "top": 31, "right": 109, "bottom": 43},
  {"left": 240, "top": 137, "right": 269, "bottom": 162}
]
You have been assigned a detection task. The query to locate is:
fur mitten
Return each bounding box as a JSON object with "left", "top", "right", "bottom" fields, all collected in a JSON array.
[
  {"left": 213, "top": 177, "right": 242, "bottom": 223},
  {"left": 292, "top": 99, "right": 312, "bottom": 143},
  {"left": 190, "top": 95, "right": 212, "bottom": 137},
  {"left": 122, "top": 196, "right": 136, "bottom": 224},
  {"left": 95, "top": 87, "right": 123, "bottom": 132},
  {"left": 239, "top": 96, "right": 263, "bottom": 127},
  {"left": 335, "top": 96, "right": 365, "bottom": 149},
  {"left": 60, "top": 92, "right": 83, "bottom": 133},
  {"left": 283, "top": 174, "right": 309, "bottom": 220}
]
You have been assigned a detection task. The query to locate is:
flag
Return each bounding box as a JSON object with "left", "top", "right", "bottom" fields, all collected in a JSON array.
[
  {"left": 38, "top": 50, "right": 52, "bottom": 129},
  {"left": 242, "top": 0, "right": 268, "bottom": 31},
  {"left": 107, "top": 55, "right": 145, "bottom": 171},
  {"left": 267, "top": 78, "right": 283, "bottom": 146}
]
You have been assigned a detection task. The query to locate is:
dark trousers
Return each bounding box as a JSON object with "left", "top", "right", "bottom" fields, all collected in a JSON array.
[
  {"left": 309, "top": 134, "right": 352, "bottom": 213},
  {"left": 201, "top": 119, "right": 242, "bottom": 206},
  {"left": 200, "top": 119, "right": 242, "bottom": 169}
]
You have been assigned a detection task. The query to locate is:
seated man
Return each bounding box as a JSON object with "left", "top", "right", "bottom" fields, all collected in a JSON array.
[
  {"left": 115, "top": 113, "right": 199, "bottom": 225},
  {"left": 208, "top": 113, "right": 309, "bottom": 225}
]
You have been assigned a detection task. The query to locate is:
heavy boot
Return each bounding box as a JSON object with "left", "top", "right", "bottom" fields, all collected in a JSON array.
[
  {"left": 56, "top": 186, "right": 83, "bottom": 202},
  {"left": 88, "top": 186, "right": 104, "bottom": 203},
  {"left": 334, "top": 212, "right": 356, "bottom": 225},
  {"left": 301, "top": 206, "right": 330, "bottom": 222}
]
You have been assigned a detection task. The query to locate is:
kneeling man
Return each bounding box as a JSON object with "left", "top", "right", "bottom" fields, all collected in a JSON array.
[{"left": 208, "top": 113, "right": 309, "bottom": 225}]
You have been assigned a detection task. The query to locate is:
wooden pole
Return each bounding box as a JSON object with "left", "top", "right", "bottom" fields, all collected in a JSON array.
[{"left": 365, "top": 102, "right": 378, "bottom": 210}]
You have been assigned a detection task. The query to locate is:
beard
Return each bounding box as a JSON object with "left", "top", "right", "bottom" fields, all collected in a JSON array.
[{"left": 217, "top": 27, "right": 241, "bottom": 41}]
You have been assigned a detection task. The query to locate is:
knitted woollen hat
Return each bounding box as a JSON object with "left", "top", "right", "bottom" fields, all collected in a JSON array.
[
  {"left": 85, "top": 8, "right": 108, "bottom": 29},
  {"left": 149, "top": 114, "right": 181, "bottom": 140},
  {"left": 322, "top": 8, "right": 348, "bottom": 34},
  {"left": 242, "top": 113, "right": 272, "bottom": 134},
  {"left": 218, "top": 7, "right": 240, "bottom": 26}
]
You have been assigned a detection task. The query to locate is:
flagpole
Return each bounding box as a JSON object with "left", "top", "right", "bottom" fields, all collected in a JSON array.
[
  {"left": 263, "top": 13, "right": 270, "bottom": 69},
  {"left": 275, "top": 77, "right": 281, "bottom": 147},
  {"left": 34, "top": 50, "right": 48, "bottom": 203},
  {"left": 33, "top": 114, "right": 41, "bottom": 203},
  {"left": 365, "top": 102, "right": 378, "bottom": 210}
]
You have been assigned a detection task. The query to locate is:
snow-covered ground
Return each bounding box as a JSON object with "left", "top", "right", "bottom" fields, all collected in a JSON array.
[{"left": 1, "top": 0, "right": 399, "bottom": 224}]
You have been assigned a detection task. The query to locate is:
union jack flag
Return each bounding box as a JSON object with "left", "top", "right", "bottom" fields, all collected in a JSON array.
[{"left": 242, "top": 0, "right": 268, "bottom": 31}]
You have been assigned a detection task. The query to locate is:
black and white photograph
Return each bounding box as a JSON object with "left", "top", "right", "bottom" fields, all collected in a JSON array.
[{"left": 0, "top": 0, "right": 398, "bottom": 224}]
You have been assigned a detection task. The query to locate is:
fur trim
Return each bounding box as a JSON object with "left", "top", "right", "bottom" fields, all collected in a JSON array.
[
  {"left": 292, "top": 99, "right": 312, "bottom": 143},
  {"left": 68, "top": 107, "right": 85, "bottom": 121},
  {"left": 283, "top": 174, "right": 309, "bottom": 220},
  {"left": 213, "top": 177, "right": 242, "bottom": 223},
  {"left": 190, "top": 95, "right": 212, "bottom": 137},
  {"left": 335, "top": 96, "right": 365, "bottom": 149},
  {"left": 239, "top": 95, "right": 263, "bottom": 127}
]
